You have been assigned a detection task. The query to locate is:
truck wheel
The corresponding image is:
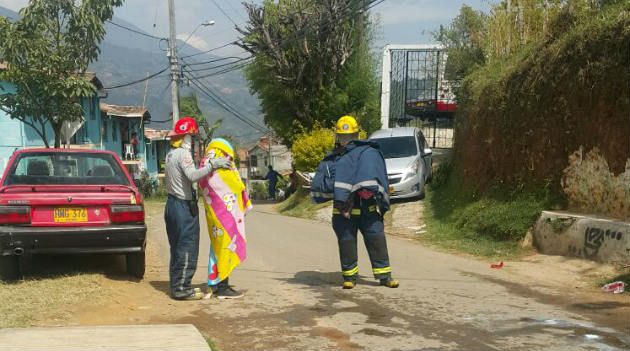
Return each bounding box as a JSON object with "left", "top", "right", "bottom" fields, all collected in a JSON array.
[
  {"left": 126, "top": 252, "right": 145, "bottom": 279},
  {"left": 0, "top": 255, "right": 19, "bottom": 281}
]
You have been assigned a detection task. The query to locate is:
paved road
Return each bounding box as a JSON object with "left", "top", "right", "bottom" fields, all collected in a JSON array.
[
  {"left": 128, "top": 203, "right": 627, "bottom": 350},
  {"left": 53, "top": 202, "right": 627, "bottom": 350}
]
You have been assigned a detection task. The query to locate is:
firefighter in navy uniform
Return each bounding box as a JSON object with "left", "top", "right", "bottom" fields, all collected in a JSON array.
[{"left": 311, "top": 115, "right": 399, "bottom": 289}]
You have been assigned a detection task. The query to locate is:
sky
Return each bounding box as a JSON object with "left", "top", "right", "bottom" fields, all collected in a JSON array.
[{"left": 0, "top": 0, "right": 493, "bottom": 57}]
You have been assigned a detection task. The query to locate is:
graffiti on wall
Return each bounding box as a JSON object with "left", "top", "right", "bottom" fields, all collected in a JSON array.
[{"left": 567, "top": 227, "right": 624, "bottom": 258}]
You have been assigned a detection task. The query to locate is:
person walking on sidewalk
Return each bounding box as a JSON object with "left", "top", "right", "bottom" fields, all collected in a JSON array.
[
  {"left": 164, "top": 117, "right": 231, "bottom": 300},
  {"left": 311, "top": 115, "right": 399, "bottom": 289}
]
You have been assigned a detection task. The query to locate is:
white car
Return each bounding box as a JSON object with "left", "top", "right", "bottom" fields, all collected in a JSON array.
[{"left": 369, "top": 127, "right": 433, "bottom": 199}]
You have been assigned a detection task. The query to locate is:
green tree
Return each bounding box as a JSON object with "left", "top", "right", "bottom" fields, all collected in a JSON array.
[
  {"left": 0, "top": 0, "right": 123, "bottom": 148},
  {"left": 238, "top": 0, "right": 381, "bottom": 145},
  {"left": 434, "top": 5, "right": 487, "bottom": 82},
  {"left": 179, "top": 93, "right": 222, "bottom": 147}
]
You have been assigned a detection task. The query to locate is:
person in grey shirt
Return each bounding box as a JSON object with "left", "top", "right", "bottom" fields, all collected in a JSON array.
[{"left": 164, "top": 117, "right": 231, "bottom": 300}]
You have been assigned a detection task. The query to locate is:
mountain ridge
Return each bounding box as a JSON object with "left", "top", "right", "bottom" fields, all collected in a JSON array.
[{"left": 0, "top": 5, "right": 263, "bottom": 143}]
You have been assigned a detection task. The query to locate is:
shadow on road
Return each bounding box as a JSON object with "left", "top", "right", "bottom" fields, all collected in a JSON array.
[
  {"left": 16, "top": 253, "right": 140, "bottom": 282},
  {"left": 149, "top": 280, "right": 171, "bottom": 297},
  {"left": 148, "top": 280, "right": 210, "bottom": 298},
  {"left": 279, "top": 270, "right": 379, "bottom": 288}
]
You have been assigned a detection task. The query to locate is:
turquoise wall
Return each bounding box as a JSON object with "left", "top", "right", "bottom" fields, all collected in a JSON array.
[{"left": 0, "top": 80, "right": 160, "bottom": 179}]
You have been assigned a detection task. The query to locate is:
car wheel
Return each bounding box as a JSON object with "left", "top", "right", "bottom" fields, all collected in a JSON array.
[
  {"left": 0, "top": 255, "right": 19, "bottom": 281},
  {"left": 126, "top": 252, "right": 145, "bottom": 279},
  {"left": 417, "top": 187, "right": 426, "bottom": 200}
]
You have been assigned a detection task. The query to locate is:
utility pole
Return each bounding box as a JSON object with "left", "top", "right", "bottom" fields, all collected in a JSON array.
[
  {"left": 168, "top": 0, "right": 179, "bottom": 127},
  {"left": 267, "top": 134, "right": 272, "bottom": 169}
]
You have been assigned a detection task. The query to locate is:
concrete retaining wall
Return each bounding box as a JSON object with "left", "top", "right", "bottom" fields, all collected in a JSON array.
[{"left": 533, "top": 211, "right": 630, "bottom": 265}]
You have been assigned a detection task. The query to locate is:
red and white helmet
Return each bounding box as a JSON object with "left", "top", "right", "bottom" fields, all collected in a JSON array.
[{"left": 167, "top": 117, "right": 199, "bottom": 137}]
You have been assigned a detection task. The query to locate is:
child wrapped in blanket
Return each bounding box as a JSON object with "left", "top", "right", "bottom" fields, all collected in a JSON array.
[{"left": 199, "top": 138, "right": 252, "bottom": 299}]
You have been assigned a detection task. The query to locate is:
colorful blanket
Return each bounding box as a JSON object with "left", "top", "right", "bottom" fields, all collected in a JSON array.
[{"left": 199, "top": 146, "right": 252, "bottom": 286}]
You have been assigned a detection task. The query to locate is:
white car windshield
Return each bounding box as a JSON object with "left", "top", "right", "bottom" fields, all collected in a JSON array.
[{"left": 372, "top": 137, "right": 417, "bottom": 159}]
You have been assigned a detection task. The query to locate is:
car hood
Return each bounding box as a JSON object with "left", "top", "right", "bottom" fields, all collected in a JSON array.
[{"left": 385, "top": 156, "right": 417, "bottom": 174}]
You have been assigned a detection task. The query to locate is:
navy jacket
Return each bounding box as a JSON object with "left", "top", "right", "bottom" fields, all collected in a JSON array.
[{"left": 311, "top": 140, "right": 390, "bottom": 214}]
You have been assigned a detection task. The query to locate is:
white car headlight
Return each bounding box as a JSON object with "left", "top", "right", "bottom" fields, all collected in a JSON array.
[{"left": 404, "top": 160, "right": 419, "bottom": 181}]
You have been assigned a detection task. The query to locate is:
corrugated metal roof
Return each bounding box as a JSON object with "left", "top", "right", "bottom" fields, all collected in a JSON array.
[{"left": 100, "top": 102, "right": 151, "bottom": 120}]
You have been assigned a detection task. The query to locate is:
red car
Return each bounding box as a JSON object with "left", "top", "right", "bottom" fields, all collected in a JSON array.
[{"left": 0, "top": 149, "right": 146, "bottom": 280}]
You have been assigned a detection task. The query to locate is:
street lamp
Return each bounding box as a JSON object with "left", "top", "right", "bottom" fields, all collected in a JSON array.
[{"left": 183, "top": 20, "right": 216, "bottom": 46}]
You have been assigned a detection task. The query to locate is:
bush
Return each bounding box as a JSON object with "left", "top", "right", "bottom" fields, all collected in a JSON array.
[
  {"left": 428, "top": 166, "right": 551, "bottom": 242},
  {"left": 250, "top": 181, "right": 268, "bottom": 200},
  {"left": 137, "top": 171, "right": 157, "bottom": 198},
  {"left": 562, "top": 147, "right": 630, "bottom": 219},
  {"left": 291, "top": 126, "right": 335, "bottom": 172}
]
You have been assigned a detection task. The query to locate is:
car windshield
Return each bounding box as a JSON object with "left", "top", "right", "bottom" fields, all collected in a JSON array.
[
  {"left": 371, "top": 136, "right": 418, "bottom": 159},
  {"left": 3, "top": 152, "right": 130, "bottom": 186}
]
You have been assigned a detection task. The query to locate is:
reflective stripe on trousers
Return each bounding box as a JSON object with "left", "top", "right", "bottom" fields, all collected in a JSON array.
[
  {"left": 332, "top": 199, "right": 391, "bottom": 280},
  {"left": 164, "top": 195, "right": 200, "bottom": 298}
]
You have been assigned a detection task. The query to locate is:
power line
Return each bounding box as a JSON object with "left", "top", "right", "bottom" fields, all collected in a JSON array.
[
  {"left": 106, "top": 20, "right": 166, "bottom": 40},
  {"left": 189, "top": 59, "right": 254, "bottom": 79},
  {"left": 104, "top": 66, "right": 170, "bottom": 89},
  {"left": 222, "top": 0, "right": 247, "bottom": 22},
  {"left": 184, "top": 68, "right": 268, "bottom": 132},
  {"left": 210, "top": 0, "right": 239, "bottom": 27},
  {"left": 183, "top": 56, "right": 247, "bottom": 67},
  {"left": 180, "top": 41, "right": 237, "bottom": 59},
  {"left": 184, "top": 57, "right": 252, "bottom": 72}
]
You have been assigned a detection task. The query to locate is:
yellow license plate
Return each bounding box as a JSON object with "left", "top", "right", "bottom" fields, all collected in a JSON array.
[
  {"left": 389, "top": 186, "right": 394, "bottom": 194},
  {"left": 54, "top": 207, "right": 87, "bottom": 223}
]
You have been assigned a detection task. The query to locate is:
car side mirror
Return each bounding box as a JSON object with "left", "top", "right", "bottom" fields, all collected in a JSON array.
[{"left": 423, "top": 148, "right": 432, "bottom": 155}]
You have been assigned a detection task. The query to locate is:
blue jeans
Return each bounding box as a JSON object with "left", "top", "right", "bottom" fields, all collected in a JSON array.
[
  {"left": 268, "top": 181, "right": 277, "bottom": 198},
  {"left": 164, "top": 195, "right": 200, "bottom": 298},
  {"left": 332, "top": 199, "right": 392, "bottom": 280}
]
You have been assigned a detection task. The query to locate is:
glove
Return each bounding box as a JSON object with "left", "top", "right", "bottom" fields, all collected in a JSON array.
[{"left": 209, "top": 157, "right": 232, "bottom": 170}]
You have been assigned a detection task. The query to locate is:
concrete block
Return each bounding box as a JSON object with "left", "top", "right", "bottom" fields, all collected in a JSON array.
[
  {"left": 533, "top": 211, "right": 630, "bottom": 265},
  {"left": 0, "top": 324, "right": 211, "bottom": 351}
]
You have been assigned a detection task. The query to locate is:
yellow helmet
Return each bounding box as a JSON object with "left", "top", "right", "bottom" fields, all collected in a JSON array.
[
  {"left": 335, "top": 115, "right": 359, "bottom": 134},
  {"left": 208, "top": 138, "right": 235, "bottom": 159}
]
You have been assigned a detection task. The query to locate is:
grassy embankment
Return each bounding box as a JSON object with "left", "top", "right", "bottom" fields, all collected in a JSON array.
[
  {"left": 422, "top": 2, "right": 629, "bottom": 280},
  {"left": 277, "top": 187, "right": 330, "bottom": 219},
  {"left": 421, "top": 162, "right": 553, "bottom": 260}
]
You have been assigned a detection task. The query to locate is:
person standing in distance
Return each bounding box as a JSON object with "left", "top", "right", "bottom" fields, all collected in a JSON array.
[
  {"left": 164, "top": 117, "right": 231, "bottom": 300},
  {"left": 264, "top": 165, "right": 285, "bottom": 200}
]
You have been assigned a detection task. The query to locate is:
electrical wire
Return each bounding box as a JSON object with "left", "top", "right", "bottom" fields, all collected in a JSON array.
[
  {"left": 184, "top": 57, "right": 252, "bottom": 72},
  {"left": 183, "top": 56, "right": 247, "bottom": 66},
  {"left": 222, "top": 0, "right": 247, "bottom": 22},
  {"left": 210, "top": 0, "right": 240, "bottom": 27},
  {"left": 106, "top": 20, "right": 166, "bottom": 40},
  {"left": 179, "top": 41, "right": 237, "bottom": 58},
  {"left": 184, "top": 68, "right": 269, "bottom": 132},
  {"left": 187, "top": 59, "right": 254, "bottom": 79},
  {"left": 104, "top": 66, "right": 170, "bottom": 89}
]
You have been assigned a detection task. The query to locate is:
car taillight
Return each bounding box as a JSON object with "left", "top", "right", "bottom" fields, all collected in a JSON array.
[
  {"left": 110, "top": 205, "right": 144, "bottom": 223},
  {"left": 0, "top": 206, "right": 31, "bottom": 224}
]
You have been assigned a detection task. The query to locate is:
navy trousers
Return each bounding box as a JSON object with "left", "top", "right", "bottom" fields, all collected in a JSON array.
[
  {"left": 268, "top": 181, "right": 277, "bottom": 198},
  {"left": 164, "top": 195, "right": 200, "bottom": 298},
  {"left": 332, "top": 200, "right": 392, "bottom": 281}
]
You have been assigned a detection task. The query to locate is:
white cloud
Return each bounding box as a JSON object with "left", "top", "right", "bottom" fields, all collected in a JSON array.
[
  {"left": 176, "top": 33, "right": 210, "bottom": 51},
  {"left": 1, "top": 0, "right": 28, "bottom": 11}
]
